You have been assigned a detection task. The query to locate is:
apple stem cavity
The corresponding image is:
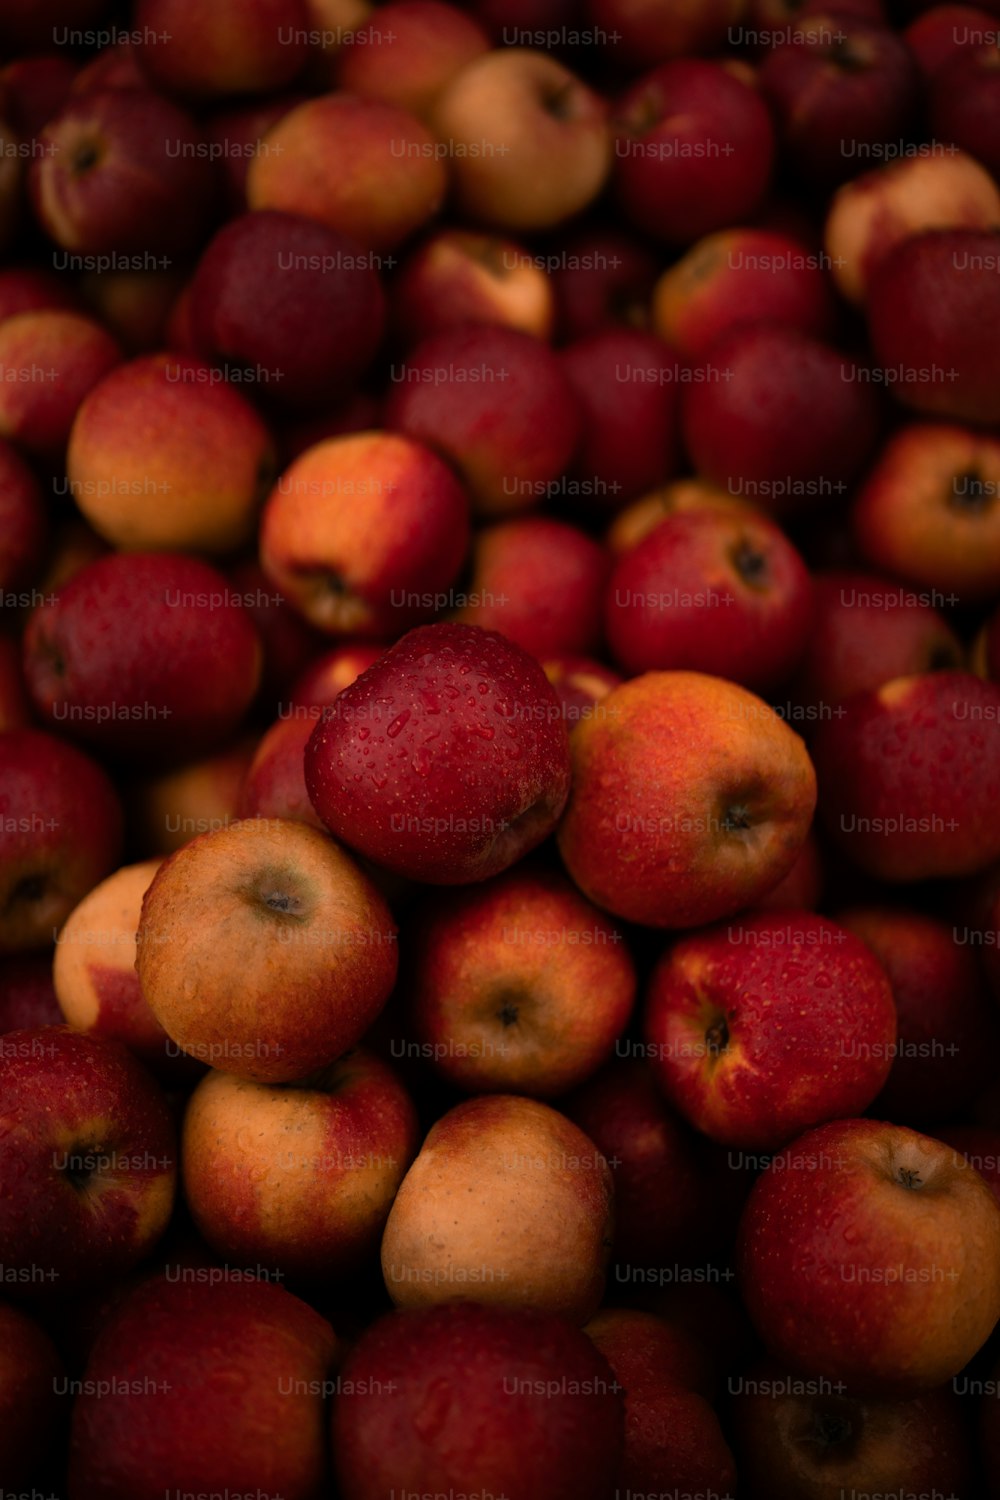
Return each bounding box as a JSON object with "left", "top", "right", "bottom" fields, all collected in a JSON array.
[
  {"left": 705, "top": 1016, "right": 729, "bottom": 1057},
  {"left": 729, "top": 537, "right": 770, "bottom": 591}
]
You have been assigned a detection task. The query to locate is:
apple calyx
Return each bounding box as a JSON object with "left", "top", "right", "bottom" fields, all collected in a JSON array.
[
  {"left": 62, "top": 1146, "right": 106, "bottom": 1191},
  {"left": 70, "top": 139, "right": 104, "bottom": 176},
  {"left": 705, "top": 1015, "right": 729, "bottom": 1058},
  {"left": 542, "top": 81, "right": 579, "bottom": 123},
  {"left": 828, "top": 35, "right": 875, "bottom": 74},
  {"left": 241, "top": 866, "right": 311, "bottom": 922},
  {"left": 720, "top": 803, "right": 753, "bottom": 833},
  {"left": 897, "top": 1166, "right": 923, "bottom": 1190},
  {"left": 730, "top": 537, "right": 770, "bottom": 591},
  {"left": 807, "top": 1400, "right": 857, "bottom": 1454}
]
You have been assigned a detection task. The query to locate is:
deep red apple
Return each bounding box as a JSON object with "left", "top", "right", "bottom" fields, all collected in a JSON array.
[
  {"left": 0, "top": 1300, "right": 64, "bottom": 1484},
  {"left": 931, "top": 43, "right": 1000, "bottom": 180}
]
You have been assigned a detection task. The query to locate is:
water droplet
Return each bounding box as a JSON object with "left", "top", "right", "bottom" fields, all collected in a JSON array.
[{"left": 387, "top": 710, "right": 411, "bottom": 739}]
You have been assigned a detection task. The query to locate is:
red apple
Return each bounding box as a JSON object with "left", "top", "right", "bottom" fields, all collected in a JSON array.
[
  {"left": 335, "top": 0, "right": 490, "bottom": 117},
  {"left": 226, "top": 556, "right": 324, "bottom": 714},
  {"left": 931, "top": 43, "right": 1000, "bottom": 180},
  {"left": 737, "top": 1117, "right": 1000, "bottom": 1391},
  {"left": 391, "top": 228, "right": 555, "bottom": 346},
  {"left": 0, "top": 728, "right": 123, "bottom": 955},
  {"left": 332, "top": 1301, "right": 624, "bottom": 1500},
  {"left": 0, "top": 436, "right": 45, "bottom": 592},
  {"left": 204, "top": 92, "right": 306, "bottom": 209},
  {"left": 541, "top": 656, "right": 623, "bottom": 725},
  {"left": 0, "top": 308, "right": 121, "bottom": 456},
  {"left": 305, "top": 622, "right": 572, "bottom": 884},
  {"left": 550, "top": 225, "right": 659, "bottom": 342},
  {"left": 0, "top": 954, "right": 62, "bottom": 1032},
  {"left": 0, "top": 1027, "right": 175, "bottom": 1298},
  {"left": 238, "top": 714, "right": 322, "bottom": 828},
  {"left": 0, "top": 264, "right": 78, "bottom": 322},
  {"left": 24, "top": 551, "right": 262, "bottom": 759},
  {"left": 134, "top": 0, "right": 311, "bottom": 98},
  {"left": 588, "top": 0, "right": 743, "bottom": 64},
  {"left": 0, "top": 53, "right": 76, "bottom": 143},
  {"left": 0, "top": 1300, "right": 64, "bottom": 1484},
  {"left": 905, "top": 4, "right": 997, "bottom": 77},
  {"left": 289, "top": 641, "right": 384, "bottom": 709}
]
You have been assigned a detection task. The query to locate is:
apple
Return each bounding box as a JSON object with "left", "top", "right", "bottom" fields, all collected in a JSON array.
[
  {"left": 31, "top": 87, "right": 215, "bottom": 253},
  {"left": 0, "top": 728, "right": 122, "bottom": 955},
  {"left": 381, "top": 1093, "right": 614, "bottom": 1321},
  {"left": 0, "top": 634, "right": 32, "bottom": 731},
  {"left": 204, "top": 92, "right": 306, "bottom": 209},
  {"left": 384, "top": 324, "right": 582, "bottom": 517},
  {"left": 587, "top": 0, "right": 743, "bottom": 64},
  {"left": 866, "top": 228, "right": 1000, "bottom": 426},
  {"left": 238, "top": 714, "right": 322, "bottom": 827},
  {"left": 0, "top": 435, "right": 45, "bottom": 593},
  {"left": 792, "top": 569, "right": 965, "bottom": 716},
  {"left": 836, "top": 905, "right": 997, "bottom": 1125},
  {"left": 751, "top": 827, "right": 824, "bottom": 911},
  {"left": 0, "top": 954, "right": 62, "bottom": 1032},
  {"left": 70, "top": 41, "right": 150, "bottom": 95},
  {"left": 607, "top": 476, "right": 754, "bottom": 554},
  {"left": 134, "top": 0, "right": 311, "bottom": 97},
  {"left": 652, "top": 227, "right": 836, "bottom": 359},
  {"left": 550, "top": 224, "right": 659, "bottom": 342},
  {"left": 557, "top": 671, "right": 817, "bottom": 929},
  {"left": 66, "top": 351, "right": 276, "bottom": 554},
  {"left": 613, "top": 60, "right": 775, "bottom": 243},
  {"left": 0, "top": 53, "right": 76, "bottom": 143},
  {"left": 812, "top": 671, "right": 1000, "bottom": 880},
  {"left": 68, "top": 1273, "right": 338, "bottom": 1499},
  {"left": 604, "top": 504, "right": 814, "bottom": 691},
  {"left": 931, "top": 43, "right": 1000, "bottom": 180},
  {"left": 408, "top": 864, "right": 635, "bottom": 1097},
  {"left": 332, "top": 1301, "right": 624, "bottom": 1500},
  {"left": 335, "top": 0, "right": 490, "bottom": 116},
  {"left": 647, "top": 910, "right": 896, "bottom": 1150},
  {"left": 259, "top": 430, "right": 470, "bottom": 635},
  {"left": 305, "top": 622, "right": 572, "bottom": 884},
  {"left": 23, "top": 551, "right": 262, "bottom": 759},
  {"left": 0, "top": 1300, "right": 64, "bottom": 1485},
  {"left": 430, "top": 49, "right": 611, "bottom": 231},
  {"left": 737, "top": 1116, "right": 1000, "bottom": 1392},
  {"left": 247, "top": 92, "right": 447, "bottom": 252},
  {"left": 188, "top": 209, "right": 386, "bottom": 409},
  {"left": 136, "top": 817, "right": 397, "bottom": 1082},
  {"left": 759, "top": 16, "right": 920, "bottom": 185},
  {"left": 289, "top": 641, "right": 383, "bottom": 710},
  {"left": 938, "top": 1124, "right": 1000, "bottom": 1207},
  {"left": 541, "top": 656, "right": 623, "bottom": 724},
  {"left": 128, "top": 736, "right": 257, "bottom": 857},
  {"left": 454, "top": 516, "right": 609, "bottom": 659},
  {"left": 586, "top": 1307, "right": 738, "bottom": 1499},
  {"left": 1, "top": 0, "right": 123, "bottom": 50},
  {"left": 729, "top": 1358, "right": 975, "bottom": 1497},
  {"left": 0, "top": 1026, "right": 175, "bottom": 1298},
  {"left": 824, "top": 150, "right": 1000, "bottom": 304},
  {"left": 226, "top": 557, "right": 323, "bottom": 714},
  {"left": 905, "top": 4, "right": 997, "bottom": 77},
  {"left": 0, "top": 264, "right": 78, "bottom": 322},
  {"left": 0, "top": 308, "right": 121, "bottom": 456},
  {"left": 182, "top": 1045, "right": 419, "bottom": 1278},
  {"left": 681, "top": 324, "right": 882, "bottom": 514},
  {"left": 559, "top": 328, "right": 680, "bottom": 504},
  {"left": 391, "top": 228, "right": 555, "bottom": 346}
]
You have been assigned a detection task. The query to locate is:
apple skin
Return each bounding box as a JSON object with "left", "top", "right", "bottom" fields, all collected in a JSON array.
[
  {"left": 0, "top": 728, "right": 123, "bottom": 956},
  {"left": 290, "top": 642, "right": 383, "bottom": 709},
  {"left": 136, "top": 817, "right": 398, "bottom": 1083},
  {"left": 653, "top": 228, "right": 836, "bottom": 359},
  {"left": 559, "top": 328, "right": 680, "bottom": 504},
  {"left": 729, "top": 1357, "right": 975, "bottom": 1499},
  {"left": 247, "top": 92, "right": 447, "bottom": 253},
  {"left": 932, "top": 44, "right": 1000, "bottom": 180},
  {"left": 557, "top": 671, "right": 817, "bottom": 930},
  {"left": 391, "top": 228, "right": 555, "bottom": 346},
  {"left": 332, "top": 1301, "right": 625, "bottom": 1500},
  {"left": 134, "top": 0, "right": 311, "bottom": 98},
  {"left": 382, "top": 1094, "right": 614, "bottom": 1322},
  {"left": 645, "top": 912, "right": 896, "bottom": 1151},
  {"left": 759, "top": 16, "right": 920, "bottom": 186},
  {"left": 226, "top": 556, "right": 324, "bottom": 716},
  {"left": 866, "top": 228, "right": 1000, "bottom": 427},
  {"left": 0, "top": 264, "right": 79, "bottom": 322},
  {"left": 0, "top": 1300, "right": 64, "bottom": 1484},
  {"left": 305, "top": 622, "right": 572, "bottom": 885},
  {"left": 128, "top": 737, "right": 257, "bottom": 857},
  {"left": 430, "top": 49, "right": 611, "bottom": 232},
  {"left": 0, "top": 954, "right": 62, "bottom": 1032},
  {"left": 550, "top": 225, "right": 659, "bottom": 343},
  {"left": 239, "top": 715, "right": 323, "bottom": 829},
  {"left": 542, "top": 656, "right": 623, "bottom": 725},
  {"left": 681, "top": 324, "right": 882, "bottom": 515},
  {"left": 67, "top": 352, "right": 276, "bottom": 555},
  {"left": 614, "top": 60, "right": 776, "bottom": 244},
  {"left": 812, "top": 671, "right": 1000, "bottom": 881},
  {"left": 586, "top": 1308, "right": 738, "bottom": 1500},
  {"left": 838, "top": 905, "right": 997, "bottom": 1126},
  {"left": 587, "top": 0, "right": 743, "bottom": 65},
  {"left": 182, "top": 1046, "right": 419, "bottom": 1279},
  {"left": 189, "top": 210, "right": 386, "bottom": 410},
  {"left": 204, "top": 92, "right": 306, "bottom": 210},
  {"left": 0, "top": 1027, "right": 176, "bottom": 1300},
  {"left": 0, "top": 54, "right": 76, "bottom": 144},
  {"left": 607, "top": 476, "right": 755, "bottom": 554},
  {"left": 384, "top": 324, "right": 582, "bottom": 518},
  {"left": 407, "top": 865, "right": 635, "bottom": 1098},
  {"left": 0, "top": 309, "right": 121, "bottom": 457},
  {"left": 605, "top": 505, "right": 814, "bottom": 692},
  {"left": 31, "top": 87, "right": 215, "bottom": 254},
  {"left": 791, "top": 569, "right": 965, "bottom": 716},
  {"left": 823, "top": 150, "right": 1000, "bottom": 305},
  {"left": 335, "top": 0, "right": 491, "bottom": 117},
  {"left": 938, "top": 1124, "right": 1000, "bottom": 1208},
  {"left": 454, "top": 516, "right": 609, "bottom": 659},
  {"left": 752, "top": 828, "right": 824, "bottom": 911},
  {"left": 905, "top": 4, "right": 998, "bottom": 78},
  {"left": 0, "top": 436, "right": 46, "bottom": 593},
  {"left": 67, "top": 1274, "right": 338, "bottom": 1500},
  {"left": 737, "top": 1117, "right": 1000, "bottom": 1393},
  {"left": 70, "top": 42, "right": 151, "bottom": 96},
  {"left": 259, "top": 431, "right": 470, "bottom": 636},
  {"left": 23, "top": 552, "right": 262, "bottom": 760}
]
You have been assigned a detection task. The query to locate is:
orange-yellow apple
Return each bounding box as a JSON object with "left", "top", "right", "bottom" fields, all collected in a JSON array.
[
  {"left": 391, "top": 228, "right": 555, "bottom": 346},
  {"left": 128, "top": 736, "right": 257, "bottom": 856},
  {"left": 381, "top": 1093, "right": 614, "bottom": 1322},
  {"left": 135, "top": 817, "right": 397, "bottom": 1082},
  {"left": 0, "top": 1300, "right": 64, "bottom": 1484},
  {"left": 0, "top": 309, "right": 120, "bottom": 456},
  {"left": 408, "top": 866, "right": 635, "bottom": 1097},
  {"left": 824, "top": 150, "right": 1000, "bottom": 304},
  {"left": 737, "top": 1117, "right": 1000, "bottom": 1392},
  {"left": 0, "top": 1027, "right": 176, "bottom": 1298},
  {"left": 247, "top": 93, "right": 447, "bottom": 252},
  {"left": 851, "top": 422, "right": 1000, "bottom": 602},
  {"left": 259, "top": 430, "right": 470, "bottom": 636},
  {"left": 430, "top": 49, "right": 611, "bottom": 231},
  {"left": 335, "top": 0, "right": 490, "bottom": 116},
  {"left": 645, "top": 912, "right": 896, "bottom": 1150},
  {"left": 557, "top": 672, "right": 817, "bottom": 928},
  {"left": 182, "top": 1046, "right": 419, "bottom": 1278},
  {"left": 66, "top": 352, "right": 275, "bottom": 554}
]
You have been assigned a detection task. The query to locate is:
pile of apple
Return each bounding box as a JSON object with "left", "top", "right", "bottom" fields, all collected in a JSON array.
[{"left": 4, "top": 0, "right": 1000, "bottom": 1494}]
